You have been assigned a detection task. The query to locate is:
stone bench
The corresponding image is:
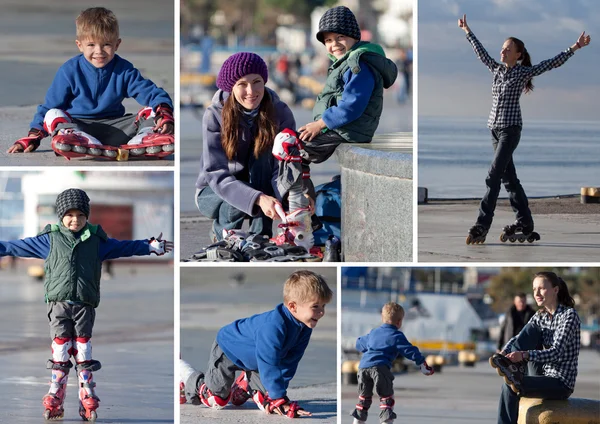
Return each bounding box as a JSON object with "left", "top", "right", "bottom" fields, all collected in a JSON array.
[
  {"left": 518, "top": 397, "right": 600, "bottom": 424},
  {"left": 335, "top": 133, "right": 413, "bottom": 262}
]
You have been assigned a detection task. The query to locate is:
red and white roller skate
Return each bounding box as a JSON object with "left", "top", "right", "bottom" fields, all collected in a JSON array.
[
  {"left": 42, "top": 369, "right": 68, "bottom": 420},
  {"left": 119, "top": 105, "right": 175, "bottom": 159},
  {"left": 77, "top": 369, "right": 100, "bottom": 421},
  {"left": 52, "top": 129, "right": 125, "bottom": 161},
  {"left": 272, "top": 204, "right": 319, "bottom": 256},
  {"left": 44, "top": 108, "right": 125, "bottom": 161}
]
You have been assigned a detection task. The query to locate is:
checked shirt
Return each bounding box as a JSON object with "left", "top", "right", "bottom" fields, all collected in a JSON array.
[
  {"left": 466, "top": 32, "right": 574, "bottom": 129},
  {"left": 504, "top": 304, "right": 581, "bottom": 390}
]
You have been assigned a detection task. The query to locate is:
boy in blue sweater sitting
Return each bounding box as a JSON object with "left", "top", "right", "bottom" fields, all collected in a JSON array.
[
  {"left": 271, "top": 6, "right": 398, "bottom": 247},
  {"left": 0, "top": 188, "right": 172, "bottom": 420},
  {"left": 351, "top": 302, "right": 434, "bottom": 424},
  {"left": 180, "top": 270, "right": 333, "bottom": 418},
  {"left": 8, "top": 7, "right": 174, "bottom": 161}
]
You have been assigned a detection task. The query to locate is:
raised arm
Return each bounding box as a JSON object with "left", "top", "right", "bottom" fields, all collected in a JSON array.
[
  {"left": 526, "top": 31, "right": 591, "bottom": 78},
  {"left": 0, "top": 234, "right": 50, "bottom": 259},
  {"left": 459, "top": 14, "right": 500, "bottom": 72}
]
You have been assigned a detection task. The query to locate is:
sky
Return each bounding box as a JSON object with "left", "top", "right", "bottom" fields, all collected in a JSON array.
[{"left": 418, "top": 0, "right": 599, "bottom": 120}]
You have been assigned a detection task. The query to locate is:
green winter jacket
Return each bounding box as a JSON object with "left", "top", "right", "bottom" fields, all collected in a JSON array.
[
  {"left": 40, "top": 222, "right": 107, "bottom": 308},
  {"left": 313, "top": 41, "right": 398, "bottom": 143}
]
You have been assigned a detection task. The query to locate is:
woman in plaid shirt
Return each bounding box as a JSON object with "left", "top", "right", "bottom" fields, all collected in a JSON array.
[
  {"left": 458, "top": 14, "right": 592, "bottom": 244},
  {"left": 489, "top": 271, "right": 580, "bottom": 424}
]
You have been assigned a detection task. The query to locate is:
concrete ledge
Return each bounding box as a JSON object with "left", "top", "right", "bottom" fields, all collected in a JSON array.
[
  {"left": 518, "top": 397, "right": 600, "bottom": 424},
  {"left": 335, "top": 137, "right": 412, "bottom": 262}
]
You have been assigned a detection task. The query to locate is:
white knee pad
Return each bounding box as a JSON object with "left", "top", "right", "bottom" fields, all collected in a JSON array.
[
  {"left": 44, "top": 109, "right": 72, "bottom": 134},
  {"left": 75, "top": 338, "right": 92, "bottom": 363},
  {"left": 51, "top": 337, "right": 72, "bottom": 363},
  {"left": 136, "top": 106, "right": 155, "bottom": 123},
  {"left": 273, "top": 129, "right": 302, "bottom": 162}
]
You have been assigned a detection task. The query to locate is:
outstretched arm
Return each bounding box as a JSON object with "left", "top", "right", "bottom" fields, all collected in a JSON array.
[
  {"left": 99, "top": 233, "right": 173, "bottom": 260},
  {"left": 459, "top": 14, "right": 500, "bottom": 72},
  {"left": 0, "top": 234, "right": 50, "bottom": 259},
  {"left": 526, "top": 32, "right": 591, "bottom": 78}
]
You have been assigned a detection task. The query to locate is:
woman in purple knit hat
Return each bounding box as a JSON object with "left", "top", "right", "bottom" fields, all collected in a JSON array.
[{"left": 195, "top": 52, "right": 296, "bottom": 241}]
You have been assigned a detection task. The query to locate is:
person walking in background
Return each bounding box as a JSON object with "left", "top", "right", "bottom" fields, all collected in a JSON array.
[
  {"left": 458, "top": 14, "right": 591, "bottom": 245},
  {"left": 497, "top": 293, "right": 535, "bottom": 352}
]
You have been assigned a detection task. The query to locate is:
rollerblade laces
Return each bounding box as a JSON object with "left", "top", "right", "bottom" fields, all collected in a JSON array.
[
  {"left": 489, "top": 353, "right": 525, "bottom": 394},
  {"left": 500, "top": 222, "right": 540, "bottom": 243},
  {"left": 120, "top": 127, "right": 175, "bottom": 158},
  {"left": 77, "top": 370, "right": 100, "bottom": 421},
  {"left": 52, "top": 129, "right": 126, "bottom": 161},
  {"left": 466, "top": 224, "right": 489, "bottom": 245},
  {"left": 43, "top": 370, "right": 68, "bottom": 420}
]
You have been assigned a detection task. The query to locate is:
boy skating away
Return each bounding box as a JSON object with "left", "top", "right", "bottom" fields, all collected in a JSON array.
[
  {"left": 0, "top": 188, "right": 173, "bottom": 420},
  {"left": 351, "top": 302, "right": 434, "bottom": 424},
  {"left": 180, "top": 270, "right": 333, "bottom": 418},
  {"left": 271, "top": 6, "right": 398, "bottom": 249},
  {"left": 9, "top": 7, "right": 174, "bottom": 161}
]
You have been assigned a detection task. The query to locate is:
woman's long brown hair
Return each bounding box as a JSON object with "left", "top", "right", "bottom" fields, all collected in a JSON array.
[{"left": 220, "top": 89, "right": 278, "bottom": 161}]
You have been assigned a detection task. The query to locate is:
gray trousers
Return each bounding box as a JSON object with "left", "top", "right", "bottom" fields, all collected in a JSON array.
[
  {"left": 185, "top": 341, "right": 266, "bottom": 403},
  {"left": 47, "top": 301, "right": 95, "bottom": 339},
  {"left": 56, "top": 113, "right": 154, "bottom": 147},
  {"left": 351, "top": 365, "right": 397, "bottom": 423}
]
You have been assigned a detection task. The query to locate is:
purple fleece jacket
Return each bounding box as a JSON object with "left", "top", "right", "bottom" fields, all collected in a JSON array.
[{"left": 195, "top": 88, "right": 296, "bottom": 216}]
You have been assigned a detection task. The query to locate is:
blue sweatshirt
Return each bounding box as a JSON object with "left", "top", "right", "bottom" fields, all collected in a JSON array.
[
  {"left": 195, "top": 88, "right": 296, "bottom": 216},
  {"left": 216, "top": 303, "right": 312, "bottom": 399},
  {"left": 321, "top": 64, "right": 375, "bottom": 130},
  {"left": 30, "top": 54, "right": 173, "bottom": 131},
  {"left": 0, "top": 232, "right": 151, "bottom": 260},
  {"left": 356, "top": 323, "right": 425, "bottom": 369}
]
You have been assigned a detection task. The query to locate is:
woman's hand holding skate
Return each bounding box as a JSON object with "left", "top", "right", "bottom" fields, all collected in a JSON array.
[
  {"left": 8, "top": 128, "right": 46, "bottom": 153},
  {"left": 573, "top": 31, "right": 591, "bottom": 50},
  {"left": 256, "top": 194, "right": 283, "bottom": 220},
  {"left": 505, "top": 351, "right": 526, "bottom": 363},
  {"left": 148, "top": 232, "right": 174, "bottom": 255},
  {"left": 458, "top": 14, "right": 470, "bottom": 34},
  {"left": 298, "top": 119, "right": 326, "bottom": 142}
]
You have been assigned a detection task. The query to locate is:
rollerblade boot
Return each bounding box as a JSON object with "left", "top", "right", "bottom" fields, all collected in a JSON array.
[
  {"left": 500, "top": 221, "right": 540, "bottom": 243},
  {"left": 273, "top": 207, "right": 314, "bottom": 252},
  {"left": 230, "top": 371, "right": 252, "bottom": 406},
  {"left": 489, "top": 353, "right": 525, "bottom": 394},
  {"left": 466, "top": 224, "right": 488, "bottom": 245},
  {"left": 43, "top": 369, "right": 68, "bottom": 420},
  {"left": 77, "top": 369, "right": 100, "bottom": 421}
]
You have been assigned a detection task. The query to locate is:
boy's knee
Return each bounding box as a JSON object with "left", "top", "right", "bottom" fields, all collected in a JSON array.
[
  {"left": 51, "top": 337, "right": 73, "bottom": 363},
  {"left": 44, "top": 109, "right": 74, "bottom": 135},
  {"left": 74, "top": 337, "right": 93, "bottom": 363}
]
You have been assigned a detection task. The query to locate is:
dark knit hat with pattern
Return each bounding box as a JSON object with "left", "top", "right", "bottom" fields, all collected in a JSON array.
[
  {"left": 316, "top": 6, "right": 361, "bottom": 44},
  {"left": 56, "top": 188, "right": 90, "bottom": 219},
  {"left": 216, "top": 52, "right": 269, "bottom": 93}
]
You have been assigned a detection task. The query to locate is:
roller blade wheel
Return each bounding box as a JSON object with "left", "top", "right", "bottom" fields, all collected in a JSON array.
[
  {"left": 527, "top": 232, "right": 541, "bottom": 243},
  {"left": 43, "top": 408, "right": 65, "bottom": 420},
  {"left": 466, "top": 234, "right": 486, "bottom": 245},
  {"left": 488, "top": 354, "right": 523, "bottom": 395},
  {"left": 79, "top": 407, "right": 97, "bottom": 421},
  {"left": 116, "top": 149, "right": 129, "bottom": 161}
]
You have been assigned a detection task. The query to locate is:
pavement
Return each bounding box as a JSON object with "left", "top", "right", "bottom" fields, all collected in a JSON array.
[
  {"left": 341, "top": 350, "right": 600, "bottom": 424},
  {"left": 0, "top": 260, "right": 174, "bottom": 423},
  {"left": 419, "top": 196, "right": 600, "bottom": 262},
  {"left": 0, "top": 0, "right": 174, "bottom": 166},
  {"left": 180, "top": 267, "right": 338, "bottom": 424}
]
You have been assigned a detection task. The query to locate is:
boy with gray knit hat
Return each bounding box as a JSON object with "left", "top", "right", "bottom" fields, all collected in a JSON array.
[
  {"left": 0, "top": 188, "right": 173, "bottom": 421},
  {"left": 271, "top": 6, "right": 398, "bottom": 250}
]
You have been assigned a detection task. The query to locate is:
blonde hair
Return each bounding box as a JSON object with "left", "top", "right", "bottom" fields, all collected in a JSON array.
[
  {"left": 283, "top": 270, "right": 333, "bottom": 304},
  {"left": 382, "top": 302, "right": 404, "bottom": 324},
  {"left": 76, "top": 7, "right": 120, "bottom": 41}
]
